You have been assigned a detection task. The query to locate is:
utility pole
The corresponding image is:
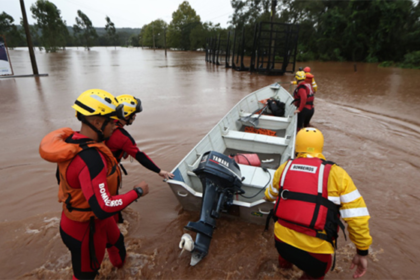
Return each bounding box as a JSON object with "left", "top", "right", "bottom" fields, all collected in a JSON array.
[
  {"left": 20, "top": 0, "right": 39, "bottom": 75},
  {"left": 164, "top": 26, "right": 167, "bottom": 57},
  {"left": 271, "top": 0, "right": 277, "bottom": 24},
  {"left": 268, "top": 0, "right": 277, "bottom": 70},
  {"left": 152, "top": 23, "right": 155, "bottom": 51}
]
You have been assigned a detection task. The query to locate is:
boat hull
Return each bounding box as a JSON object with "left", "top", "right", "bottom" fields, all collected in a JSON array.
[{"left": 167, "top": 83, "right": 297, "bottom": 225}]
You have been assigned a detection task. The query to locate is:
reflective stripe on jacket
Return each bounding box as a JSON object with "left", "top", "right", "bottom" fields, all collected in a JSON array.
[
  {"left": 273, "top": 158, "right": 342, "bottom": 244},
  {"left": 265, "top": 153, "right": 372, "bottom": 254}
]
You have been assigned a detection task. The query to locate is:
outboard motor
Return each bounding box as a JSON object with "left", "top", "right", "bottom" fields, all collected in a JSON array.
[{"left": 180, "top": 151, "right": 244, "bottom": 266}]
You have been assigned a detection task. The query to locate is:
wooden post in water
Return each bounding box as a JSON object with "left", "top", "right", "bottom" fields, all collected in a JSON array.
[
  {"left": 164, "top": 27, "right": 167, "bottom": 57},
  {"left": 20, "top": 0, "right": 39, "bottom": 75}
]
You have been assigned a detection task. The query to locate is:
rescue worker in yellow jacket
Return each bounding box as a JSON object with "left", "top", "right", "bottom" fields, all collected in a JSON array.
[
  {"left": 40, "top": 89, "right": 149, "bottom": 279},
  {"left": 265, "top": 128, "right": 372, "bottom": 279},
  {"left": 291, "top": 66, "right": 318, "bottom": 93}
]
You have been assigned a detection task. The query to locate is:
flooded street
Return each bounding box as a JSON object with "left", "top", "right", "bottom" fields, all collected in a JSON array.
[{"left": 1, "top": 47, "right": 420, "bottom": 279}]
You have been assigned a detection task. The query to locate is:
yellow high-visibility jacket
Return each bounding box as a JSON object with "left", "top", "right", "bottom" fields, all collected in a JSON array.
[
  {"left": 291, "top": 72, "right": 317, "bottom": 92},
  {"left": 265, "top": 153, "right": 372, "bottom": 254},
  {"left": 308, "top": 72, "right": 317, "bottom": 92}
]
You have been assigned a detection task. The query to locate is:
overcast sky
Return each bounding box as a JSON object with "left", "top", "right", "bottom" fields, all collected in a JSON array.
[{"left": 2, "top": 0, "right": 235, "bottom": 29}]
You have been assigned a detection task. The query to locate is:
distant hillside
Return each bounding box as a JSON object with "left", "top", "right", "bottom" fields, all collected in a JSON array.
[
  {"left": 94, "top": 27, "right": 141, "bottom": 36},
  {"left": 66, "top": 26, "right": 141, "bottom": 35},
  {"left": 17, "top": 25, "right": 141, "bottom": 36},
  {"left": 13, "top": 25, "right": 142, "bottom": 47}
]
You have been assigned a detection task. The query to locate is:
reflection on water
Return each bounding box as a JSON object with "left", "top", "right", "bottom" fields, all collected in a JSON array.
[{"left": 1, "top": 47, "right": 419, "bottom": 279}]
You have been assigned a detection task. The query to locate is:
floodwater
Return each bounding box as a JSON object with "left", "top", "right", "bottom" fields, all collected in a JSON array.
[{"left": 1, "top": 47, "right": 420, "bottom": 279}]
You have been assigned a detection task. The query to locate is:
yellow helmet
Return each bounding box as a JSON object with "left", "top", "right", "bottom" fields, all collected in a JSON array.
[
  {"left": 72, "top": 89, "right": 124, "bottom": 120},
  {"left": 295, "top": 71, "right": 306, "bottom": 81},
  {"left": 295, "top": 128, "right": 324, "bottom": 154},
  {"left": 116, "top": 94, "right": 143, "bottom": 118}
]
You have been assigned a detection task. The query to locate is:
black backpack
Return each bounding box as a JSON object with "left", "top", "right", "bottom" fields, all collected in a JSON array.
[{"left": 267, "top": 99, "right": 285, "bottom": 117}]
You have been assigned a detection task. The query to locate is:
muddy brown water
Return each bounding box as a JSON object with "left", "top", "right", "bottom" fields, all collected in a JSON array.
[{"left": 1, "top": 48, "right": 420, "bottom": 279}]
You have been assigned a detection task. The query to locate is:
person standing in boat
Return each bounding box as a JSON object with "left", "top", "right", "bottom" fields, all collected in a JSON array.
[
  {"left": 292, "top": 71, "right": 315, "bottom": 130},
  {"left": 39, "top": 89, "right": 149, "bottom": 279},
  {"left": 265, "top": 128, "right": 372, "bottom": 279},
  {"left": 105, "top": 94, "right": 174, "bottom": 219}
]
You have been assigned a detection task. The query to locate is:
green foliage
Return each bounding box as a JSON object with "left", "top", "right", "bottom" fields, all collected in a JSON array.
[
  {"left": 258, "top": 0, "right": 420, "bottom": 65},
  {"left": 30, "top": 0, "right": 67, "bottom": 52},
  {"left": 379, "top": 61, "right": 394, "bottom": 67},
  {"left": 0, "top": 12, "right": 24, "bottom": 48},
  {"left": 140, "top": 19, "right": 167, "bottom": 48},
  {"left": 399, "top": 51, "right": 420, "bottom": 69},
  {"left": 167, "top": 1, "right": 201, "bottom": 50},
  {"left": 296, "top": 51, "right": 315, "bottom": 62},
  {"left": 366, "top": 55, "right": 378, "bottom": 63},
  {"left": 105, "top": 16, "right": 118, "bottom": 48},
  {"left": 73, "top": 10, "right": 97, "bottom": 50},
  {"left": 129, "top": 34, "right": 140, "bottom": 47}
]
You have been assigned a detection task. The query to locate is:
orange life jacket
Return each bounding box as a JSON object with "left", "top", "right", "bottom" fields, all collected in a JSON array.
[{"left": 39, "top": 127, "right": 121, "bottom": 222}]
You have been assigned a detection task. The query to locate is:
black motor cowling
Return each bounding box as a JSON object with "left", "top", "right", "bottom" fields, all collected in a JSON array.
[
  {"left": 193, "top": 151, "right": 243, "bottom": 191},
  {"left": 184, "top": 151, "right": 244, "bottom": 265}
]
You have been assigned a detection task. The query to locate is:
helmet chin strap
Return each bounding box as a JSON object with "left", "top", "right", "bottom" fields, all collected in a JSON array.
[
  {"left": 125, "top": 114, "right": 135, "bottom": 126},
  {"left": 78, "top": 113, "right": 109, "bottom": 142}
]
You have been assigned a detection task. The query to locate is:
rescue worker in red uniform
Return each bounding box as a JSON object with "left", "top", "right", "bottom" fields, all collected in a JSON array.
[
  {"left": 304, "top": 66, "right": 318, "bottom": 93},
  {"left": 105, "top": 94, "right": 174, "bottom": 180},
  {"left": 40, "top": 89, "right": 149, "bottom": 280},
  {"left": 265, "top": 128, "right": 372, "bottom": 279},
  {"left": 292, "top": 71, "right": 315, "bottom": 130}
]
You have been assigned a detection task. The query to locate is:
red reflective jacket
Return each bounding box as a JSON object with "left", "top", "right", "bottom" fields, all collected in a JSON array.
[
  {"left": 273, "top": 158, "right": 342, "bottom": 242},
  {"left": 293, "top": 83, "right": 314, "bottom": 110}
]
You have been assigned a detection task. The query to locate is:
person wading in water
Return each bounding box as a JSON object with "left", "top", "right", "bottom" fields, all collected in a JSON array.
[
  {"left": 265, "top": 128, "right": 372, "bottom": 279},
  {"left": 303, "top": 66, "right": 318, "bottom": 93},
  {"left": 292, "top": 71, "right": 315, "bottom": 130},
  {"left": 105, "top": 94, "right": 174, "bottom": 222},
  {"left": 40, "top": 89, "right": 149, "bottom": 279}
]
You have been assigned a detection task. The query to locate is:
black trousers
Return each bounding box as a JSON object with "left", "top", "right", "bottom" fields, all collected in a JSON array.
[
  {"left": 275, "top": 238, "right": 331, "bottom": 279},
  {"left": 297, "top": 107, "right": 315, "bottom": 129}
]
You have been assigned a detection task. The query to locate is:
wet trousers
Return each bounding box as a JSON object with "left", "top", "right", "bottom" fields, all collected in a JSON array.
[
  {"left": 275, "top": 237, "right": 331, "bottom": 279},
  {"left": 297, "top": 107, "right": 315, "bottom": 129},
  {"left": 60, "top": 212, "right": 126, "bottom": 280}
]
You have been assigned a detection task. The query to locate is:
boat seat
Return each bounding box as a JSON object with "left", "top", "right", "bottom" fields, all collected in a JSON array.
[
  {"left": 238, "top": 164, "right": 275, "bottom": 189},
  {"left": 239, "top": 113, "right": 291, "bottom": 130},
  {"left": 223, "top": 130, "right": 288, "bottom": 145},
  {"left": 222, "top": 130, "right": 289, "bottom": 154}
]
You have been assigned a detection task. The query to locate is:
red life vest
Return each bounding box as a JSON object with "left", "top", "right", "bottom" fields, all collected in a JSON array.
[
  {"left": 293, "top": 83, "right": 314, "bottom": 108},
  {"left": 273, "top": 158, "right": 343, "bottom": 243}
]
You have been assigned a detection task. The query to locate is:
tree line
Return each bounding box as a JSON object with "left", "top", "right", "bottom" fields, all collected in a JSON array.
[
  {"left": 230, "top": 0, "right": 420, "bottom": 68},
  {"left": 1, "top": 0, "right": 419, "bottom": 68},
  {"left": 0, "top": 0, "right": 141, "bottom": 51}
]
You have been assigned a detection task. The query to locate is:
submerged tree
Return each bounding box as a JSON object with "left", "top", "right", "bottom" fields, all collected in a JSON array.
[
  {"left": 105, "top": 16, "right": 118, "bottom": 49},
  {"left": 0, "top": 12, "right": 24, "bottom": 48},
  {"left": 167, "top": 1, "right": 201, "bottom": 50},
  {"left": 30, "top": 0, "right": 67, "bottom": 52},
  {"left": 74, "top": 10, "right": 97, "bottom": 50},
  {"left": 129, "top": 33, "right": 140, "bottom": 47},
  {"left": 190, "top": 22, "right": 226, "bottom": 51},
  {"left": 141, "top": 19, "right": 167, "bottom": 49}
]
